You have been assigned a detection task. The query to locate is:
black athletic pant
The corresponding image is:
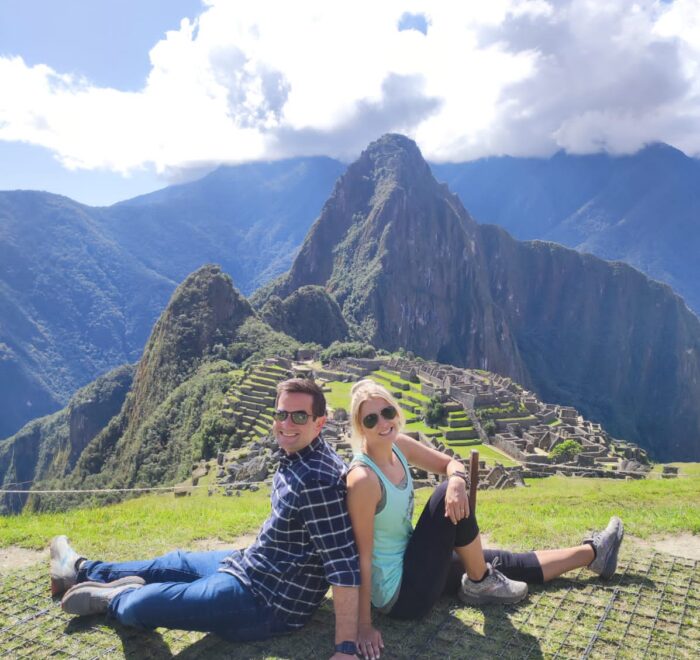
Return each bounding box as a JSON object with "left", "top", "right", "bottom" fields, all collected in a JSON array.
[{"left": 388, "top": 480, "right": 544, "bottom": 620}]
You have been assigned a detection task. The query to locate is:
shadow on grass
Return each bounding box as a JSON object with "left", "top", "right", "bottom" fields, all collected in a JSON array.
[
  {"left": 65, "top": 616, "right": 175, "bottom": 658},
  {"left": 482, "top": 604, "right": 543, "bottom": 660},
  {"left": 553, "top": 571, "right": 657, "bottom": 591},
  {"left": 171, "top": 634, "right": 247, "bottom": 658}
]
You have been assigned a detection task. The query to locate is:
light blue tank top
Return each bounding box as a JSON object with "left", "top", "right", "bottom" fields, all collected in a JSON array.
[{"left": 352, "top": 445, "right": 414, "bottom": 608}]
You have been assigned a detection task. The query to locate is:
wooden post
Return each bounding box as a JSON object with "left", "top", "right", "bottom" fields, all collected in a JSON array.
[{"left": 469, "top": 449, "right": 479, "bottom": 514}]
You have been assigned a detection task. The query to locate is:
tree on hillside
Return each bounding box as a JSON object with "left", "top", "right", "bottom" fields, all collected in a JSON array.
[
  {"left": 549, "top": 439, "right": 583, "bottom": 463},
  {"left": 424, "top": 396, "right": 447, "bottom": 427}
]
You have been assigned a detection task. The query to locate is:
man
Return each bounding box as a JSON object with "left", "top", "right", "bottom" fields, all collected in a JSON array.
[{"left": 52, "top": 378, "right": 361, "bottom": 659}]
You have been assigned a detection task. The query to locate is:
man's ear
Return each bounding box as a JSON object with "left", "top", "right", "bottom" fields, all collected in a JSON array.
[{"left": 314, "top": 415, "right": 327, "bottom": 434}]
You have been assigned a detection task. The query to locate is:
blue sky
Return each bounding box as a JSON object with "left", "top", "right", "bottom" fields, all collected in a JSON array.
[
  {"left": 1, "top": 1, "right": 699, "bottom": 206},
  {"left": 0, "top": 0, "right": 202, "bottom": 204}
]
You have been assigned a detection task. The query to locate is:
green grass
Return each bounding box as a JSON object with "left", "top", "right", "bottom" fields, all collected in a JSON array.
[
  {"left": 438, "top": 423, "right": 474, "bottom": 432},
  {"left": 374, "top": 369, "right": 413, "bottom": 386},
  {"left": 405, "top": 419, "right": 442, "bottom": 436},
  {"left": 322, "top": 380, "right": 354, "bottom": 411},
  {"left": 0, "top": 486, "right": 272, "bottom": 558},
  {"left": 449, "top": 443, "right": 520, "bottom": 467},
  {"left": 649, "top": 462, "right": 700, "bottom": 477},
  {"left": 4, "top": 466, "right": 698, "bottom": 556},
  {"left": 324, "top": 374, "right": 428, "bottom": 412},
  {"left": 474, "top": 471, "right": 700, "bottom": 549},
  {"left": 2, "top": 467, "right": 699, "bottom": 659}
]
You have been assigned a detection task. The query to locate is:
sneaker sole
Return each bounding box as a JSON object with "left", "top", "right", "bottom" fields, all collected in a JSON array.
[
  {"left": 51, "top": 576, "right": 72, "bottom": 598},
  {"left": 459, "top": 587, "right": 528, "bottom": 606}
]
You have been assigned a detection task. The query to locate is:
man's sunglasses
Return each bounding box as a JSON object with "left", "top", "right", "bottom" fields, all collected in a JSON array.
[
  {"left": 273, "top": 410, "right": 315, "bottom": 424},
  {"left": 362, "top": 406, "right": 398, "bottom": 429}
]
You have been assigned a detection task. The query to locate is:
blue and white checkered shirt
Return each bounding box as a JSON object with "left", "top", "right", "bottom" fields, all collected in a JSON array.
[{"left": 221, "top": 436, "right": 360, "bottom": 628}]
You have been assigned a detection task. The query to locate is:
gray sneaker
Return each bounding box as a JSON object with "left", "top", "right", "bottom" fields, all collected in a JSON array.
[
  {"left": 61, "top": 576, "right": 145, "bottom": 616},
  {"left": 585, "top": 515, "right": 624, "bottom": 580},
  {"left": 50, "top": 535, "right": 85, "bottom": 597},
  {"left": 459, "top": 563, "right": 528, "bottom": 606}
]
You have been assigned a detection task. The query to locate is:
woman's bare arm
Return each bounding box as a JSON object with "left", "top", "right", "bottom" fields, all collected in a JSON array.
[{"left": 347, "top": 465, "right": 385, "bottom": 658}]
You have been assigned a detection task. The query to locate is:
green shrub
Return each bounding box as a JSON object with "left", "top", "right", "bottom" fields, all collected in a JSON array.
[
  {"left": 320, "top": 341, "right": 376, "bottom": 362},
  {"left": 549, "top": 439, "right": 583, "bottom": 463},
  {"left": 482, "top": 419, "right": 496, "bottom": 437},
  {"left": 424, "top": 396, "right": 447, "bottom": 427}
]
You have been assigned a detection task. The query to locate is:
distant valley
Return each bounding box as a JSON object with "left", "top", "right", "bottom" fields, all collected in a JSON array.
[{"left": 0, "top": 159, "right": 342, "bottom": 437}]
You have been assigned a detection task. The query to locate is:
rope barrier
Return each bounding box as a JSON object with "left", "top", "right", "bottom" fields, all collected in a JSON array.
[
  {"left": 0, "top": 485, "right": 186, "bottom": 494},
  {"left": 0, "top": 480, "right": 270, "bottom": 495}
]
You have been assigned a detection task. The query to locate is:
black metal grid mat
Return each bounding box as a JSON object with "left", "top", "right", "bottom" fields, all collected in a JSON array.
[{"left": 1, "top": 549, "right": 697, "bottom": 659}]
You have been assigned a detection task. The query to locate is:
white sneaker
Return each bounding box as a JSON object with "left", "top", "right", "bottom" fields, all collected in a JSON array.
[
  {"left": 459, "top": 563, "right": 528, "bottom": 606},
  {"left": 50, "top": 535, "right": 84, "bottom": 597}
]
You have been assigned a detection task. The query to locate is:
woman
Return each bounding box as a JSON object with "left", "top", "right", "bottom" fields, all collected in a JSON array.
[{"left": 346, "top": 379, "right": 623, "bottom": 659}]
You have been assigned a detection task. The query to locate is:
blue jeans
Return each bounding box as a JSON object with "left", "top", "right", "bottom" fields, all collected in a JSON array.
[{"left": 79, "top": 549, "right": 290, "bottom": 641}]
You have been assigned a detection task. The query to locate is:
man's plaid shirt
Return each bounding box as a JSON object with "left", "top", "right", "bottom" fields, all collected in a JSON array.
[{"left": 221, "top": 436, "right": 360, "bottom": 628}]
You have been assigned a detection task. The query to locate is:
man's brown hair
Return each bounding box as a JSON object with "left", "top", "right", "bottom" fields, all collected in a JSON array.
[{"left": 276, "top": 378, "right": 327, "bottom": 418}]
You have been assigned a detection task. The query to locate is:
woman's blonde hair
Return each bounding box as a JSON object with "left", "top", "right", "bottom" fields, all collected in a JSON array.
[{"left": 349, "top": 378, "right": 406, "bottom": 449}]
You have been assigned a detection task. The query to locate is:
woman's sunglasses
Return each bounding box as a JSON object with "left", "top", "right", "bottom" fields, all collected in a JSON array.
[
  {"left": 273, "top": 410, "right": 315, "bottom": 424},
  {"left": 362, "top": 406, "right": 398, "bottom": 429}
]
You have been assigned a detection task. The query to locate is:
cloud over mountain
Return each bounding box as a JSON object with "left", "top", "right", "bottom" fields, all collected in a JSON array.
[{"left": 2, "top": 0, "right": 700, "bottom": 176}]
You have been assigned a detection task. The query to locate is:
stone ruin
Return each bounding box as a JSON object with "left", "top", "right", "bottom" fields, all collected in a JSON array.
[
  {"left": 418, "top": 435, "right": 526, "bottom": 492},
  {"left": 368, "top": 356, "right": 651, "bottom": 482}
]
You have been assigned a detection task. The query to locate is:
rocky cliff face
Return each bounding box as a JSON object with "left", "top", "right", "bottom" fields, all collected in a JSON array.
[
  {"left": 479, "top": 226, "right": 700, "bottom": 460},
  {"left": 260, "top": 285, "right": 349, "bottom": 345},
  {"left": 266, "top": 134, "right": 700, "bottom": 461},
  {"left": 433, "top": 143, "right": 700, "bottom": 315}
]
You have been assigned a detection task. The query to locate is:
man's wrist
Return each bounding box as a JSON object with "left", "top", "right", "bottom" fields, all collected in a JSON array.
[{"left": 335, "top": 640, "right": 358, "bottom": 655}]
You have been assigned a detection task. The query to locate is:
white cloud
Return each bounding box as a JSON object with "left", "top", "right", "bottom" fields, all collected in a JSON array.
[{"left": 1, "top": 0, "right": 699, "bottom": 176}]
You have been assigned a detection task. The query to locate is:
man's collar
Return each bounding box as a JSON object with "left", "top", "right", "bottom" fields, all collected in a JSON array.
[{"left": 277, "top": 435, "right": 323, "bottom": 465}]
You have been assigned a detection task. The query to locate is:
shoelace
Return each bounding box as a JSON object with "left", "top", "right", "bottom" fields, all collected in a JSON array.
[{"left": 487, "top": 559, "right": 511, "bottom": 585}]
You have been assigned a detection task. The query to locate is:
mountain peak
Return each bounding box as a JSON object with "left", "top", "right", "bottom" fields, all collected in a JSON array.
[
  {"left": 128, "top": 264, "right": 253, "bottom": 428},
  {"left": 355, "top": 133, "right": 432, "bottom": 187}
]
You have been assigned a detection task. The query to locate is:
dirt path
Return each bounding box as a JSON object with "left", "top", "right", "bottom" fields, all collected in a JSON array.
[
  {"left": 0, "top": 547, "right": 47, "bottom": 572},
  {"left": 628, "top": 533, "right": 700, "bottom": 560}
]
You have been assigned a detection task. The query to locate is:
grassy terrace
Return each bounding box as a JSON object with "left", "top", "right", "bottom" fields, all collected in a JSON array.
[
  {"left": 1, "top": 467, "right": 699, "bottom": 658},
  {"left": 322, "top": 371, "right": 427, "bottom": 414},
  {"left": 322, "top": 380, "right": 354, "bottom": 412},
  {"left": 449, "top": 443, "right": 520, "bottom": 467}
]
